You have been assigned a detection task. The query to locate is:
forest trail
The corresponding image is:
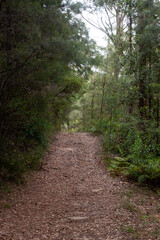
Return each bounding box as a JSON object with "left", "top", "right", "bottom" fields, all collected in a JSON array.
[{"left": 0, "top": 133, "right": 160, "bottom": 240}]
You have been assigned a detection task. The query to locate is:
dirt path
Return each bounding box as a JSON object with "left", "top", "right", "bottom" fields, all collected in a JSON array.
[{"left": 0, "top": 133, "right": 160, "bottom": 240}]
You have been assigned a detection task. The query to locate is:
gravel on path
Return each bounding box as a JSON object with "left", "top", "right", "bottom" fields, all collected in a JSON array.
[{"left": 0, "top": 133, "right": 160, "bottom": 240}]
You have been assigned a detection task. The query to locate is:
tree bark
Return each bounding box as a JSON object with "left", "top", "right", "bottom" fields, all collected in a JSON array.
[
  {"left": 100, "top": 75, "right": 106, "bottom": 117},
  {"left": 156, "top": 98, "right": 159, "bottom": 143},
  {"left": 129, "top": 1, "right": 133, "bottom": 75},
  {"left": 138, "top": 9, "right": 147, "bottom": 130},
  {"left": 91, "top": 76, "right": 96, "bottom": 119}
]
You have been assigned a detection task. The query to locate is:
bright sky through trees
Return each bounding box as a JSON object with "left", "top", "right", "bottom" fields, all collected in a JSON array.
[{"left": 73, "top": 0, "right": 107, "bottom": 47}]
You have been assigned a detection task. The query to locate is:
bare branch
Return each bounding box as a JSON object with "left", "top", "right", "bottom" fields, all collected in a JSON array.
[
  {"left": 104, "top": 6, "right": 114, "bottom": 35},
  {"left": 104, "top": 5, "right": 116, "bottom": 17},
  {"left": 81, "top": 13, "right": 107, "bottom": 34}
]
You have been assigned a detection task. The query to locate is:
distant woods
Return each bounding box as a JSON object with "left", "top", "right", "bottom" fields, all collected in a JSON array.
[
  {"left": 69, "top": 0, "right": 160, "bottom": 185},
  {"left": 0, "top": 0, "right": 98, "bottom": 179}
]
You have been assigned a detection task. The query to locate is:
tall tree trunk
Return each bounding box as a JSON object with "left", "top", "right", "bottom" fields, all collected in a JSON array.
[
  {"left": 129, "top": 1, "right": 133, "bottom": 75},
  {"left": 148, "top": 54, "right": 152, "bottom": 120},
  {"left": 156, "top": 98, "right": 159, "bottom": 144},
  {"left": 137, "top": 9, "right": 147, "bottom": 130},
  {"left": 114, "top": 3, "right": 123, "bottom": 81},
  {"left": 138, "top": 52, "right": 147, "bottom": 123},
  {"left": 100, "top": 75, "right": 106, "bottom": 117},
  {"left": 115, "top": 55, "right": 119, "bottom": 81},
  {"left": 82, "top": 99, "right": 85, "bottom": 132},
  {"left": 91, "top": 76, "right": 95, "bottom": 119}
]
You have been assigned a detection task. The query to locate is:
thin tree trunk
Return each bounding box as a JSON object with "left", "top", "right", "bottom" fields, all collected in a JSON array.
[
  {"left": 148, "top": 54, "right": 152, "bottom": 120},
  {"left": 100, "top": 75, "right": 106, "bottom": 117},
  {"left": 114, "top": 3, "right": 123, "bottom": 81},
  {"left": 91, "top": 76, "right": 95, "bottom": 119},
  {"left": 115, "top": 55, "right": 119, "bottom": 81},
  {"left": 156, "top": 98, "right": 159, "bottom": 144},
  {"left": 138, "top": 57, "right": 147, "bottom": 121},
  {"left": 138, "top": 10, "right": 147, "bottom": 130},
  {"left": 129, "top": 1, "right": 133, "bottom": 75},
  {"left": 82, "top": 99, "right": 85, "bottom": 132}
]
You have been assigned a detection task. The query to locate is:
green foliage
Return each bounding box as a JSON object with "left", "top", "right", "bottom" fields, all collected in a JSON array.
[
  {"left": 107, "top": 135, "right": 160, "bottom": 185},
  {"left": 92, "top": 118, "right": 138, "bottom": 156},
  {"left": 3, "top": 203, "right": 12, "bottom": 209},
  {"left": 124, "top": 157, "right": 160, "bottom": 184},
  {"left": 121, "top": 201, "right": 136, "bottom": 213},
  {"left": 0, "top": 143, "right": 44, "bottom": 179},
  {"left": 108, "top": 156, "right": 130, "bottom": 176},
  {"left": 0, "top": 0, "right": 96, "bottom": 179},
  {"left": 90, "top": 118, "right": 109, "bottom": 134},
  {"left": 128, "top": 134, "right": 158, "bottom": 161},
  {"left": 74, "top": 0, "right": 160, "bottom": 187},
  {"left": 104, "top": 129, "right": 160, "bottom": 185}
]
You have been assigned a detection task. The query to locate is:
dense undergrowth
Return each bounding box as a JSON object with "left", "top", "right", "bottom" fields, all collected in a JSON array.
[{"left": 90, "top": 119, "right": 160, "bottom": 187}]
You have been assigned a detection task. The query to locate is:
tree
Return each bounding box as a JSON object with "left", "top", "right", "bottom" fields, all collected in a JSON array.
[{"left": 0, "top": 0, "right": 96, "bottom": 178}]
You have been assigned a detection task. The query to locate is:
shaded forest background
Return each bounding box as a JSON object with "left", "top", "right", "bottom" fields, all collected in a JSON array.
[{"left": 0, "top": 0, "right": 160, "bottom": 187}]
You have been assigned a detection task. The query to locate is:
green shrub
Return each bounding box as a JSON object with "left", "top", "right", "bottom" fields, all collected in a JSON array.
[
  {"left": 106, "top": 133, "right": 160, "bottom": 185},
  {"left": 101, "top": 120, "right": 137, "bottom": 156},
  {"left": 117, "top": 122, "right": 138, "bottom": 156},
  {"left": 108, "top": 156, "right": 130, "bottom": 176},
  {"left": 25, "top": 117, "right": 52, "bottom": 147},
  {"left": 124, "top": 157, "right": 160, "bottom": 185},
  {"left": 90, "top": 118, "right": 109, "bottom": 134},
  {"left": 0, "top": 144, "right": 44, "bottom": 180}
]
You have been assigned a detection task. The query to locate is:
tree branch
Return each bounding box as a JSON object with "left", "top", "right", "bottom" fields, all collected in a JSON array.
[{"left": 0, "top": 49, "right": 37, "bottom": 75}]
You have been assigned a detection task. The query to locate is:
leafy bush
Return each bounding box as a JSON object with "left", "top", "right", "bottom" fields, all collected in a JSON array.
[
  {"left": 0, "top": 145, "right": 44, "bottom": 181},
  {"left": 97, "top": 120, "right": 138, "bottom": 156},
  {"left": 25, "top": 117, "right": 52, "bottom": 147},
  {"left": 90, "top": 118, "right": 109, "bottom": 134},
  {"left": 117, "top": 122, "right": 138, "bottom": 156},
  {"left": 124, "top": 157, "right": 160, "bottom": 185},
  {"left": 107, "top": 156, "right": 130, "bottom": 176},
  {"left": 102, "top": 121, "right": 160, "bottom": 186}
]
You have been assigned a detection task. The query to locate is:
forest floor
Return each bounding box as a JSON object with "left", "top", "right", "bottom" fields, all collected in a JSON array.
[{"left": 0, "top": 132, "right": 160, "bottom": 240}]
